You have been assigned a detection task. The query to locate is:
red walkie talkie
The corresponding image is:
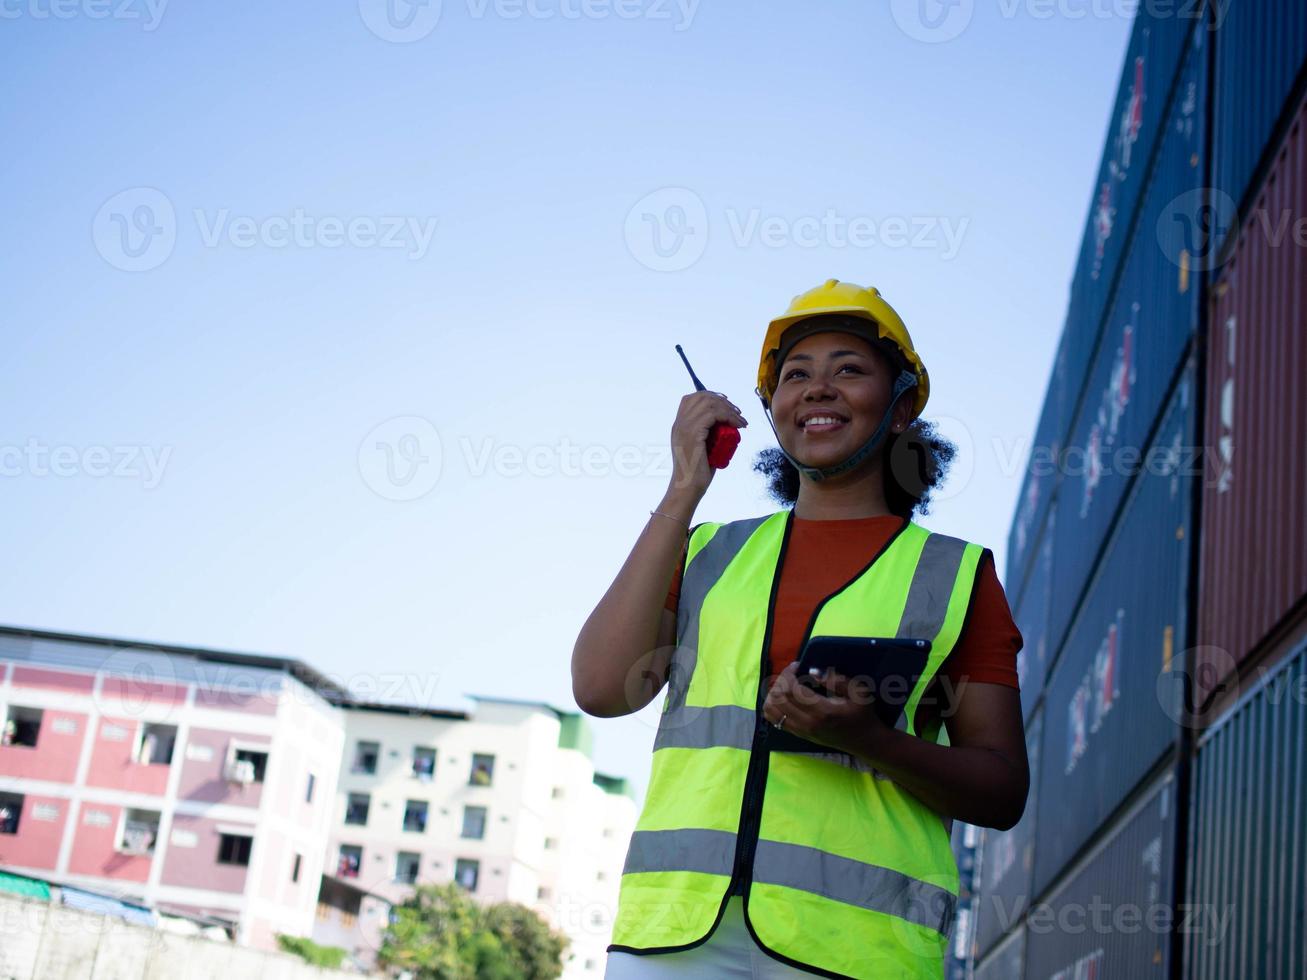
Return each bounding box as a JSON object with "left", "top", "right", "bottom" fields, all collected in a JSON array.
[{"left": 675, "top": 344, "right": 741, "bottom": 469}]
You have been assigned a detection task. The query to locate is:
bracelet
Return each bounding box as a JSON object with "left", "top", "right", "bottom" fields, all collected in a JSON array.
[{"left": 649, "top": 509, "right": 690, "bottom": 529}]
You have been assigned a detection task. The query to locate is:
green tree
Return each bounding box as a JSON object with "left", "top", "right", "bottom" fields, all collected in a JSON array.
[{"left": 378, "top": 882, "right": 569, "bottom": 980}]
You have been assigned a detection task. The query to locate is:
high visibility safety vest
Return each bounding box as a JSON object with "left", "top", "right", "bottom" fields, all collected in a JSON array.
[{"left": 609, "top": 509, "right": 986, "bottom": 979}]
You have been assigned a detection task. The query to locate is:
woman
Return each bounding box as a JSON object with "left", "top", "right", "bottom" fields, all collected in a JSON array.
[{"left": 572, "top": 279, "right": 1028, "bottom": 979}]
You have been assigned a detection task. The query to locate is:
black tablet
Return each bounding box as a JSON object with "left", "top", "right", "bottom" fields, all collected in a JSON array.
[{"left": 795, "top": 635, "right": 932, "bottom": 729}]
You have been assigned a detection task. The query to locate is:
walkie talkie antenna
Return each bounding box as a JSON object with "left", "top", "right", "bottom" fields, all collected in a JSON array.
[{"left": 674, "top": 344, "right": 707, "bottom": 392}]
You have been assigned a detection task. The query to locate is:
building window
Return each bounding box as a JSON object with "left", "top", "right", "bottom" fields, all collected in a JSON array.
[
  {"left": 469, "top": 754, "right": 495, "bottom": 786},
  {"left": 134, "top": 723, "right": 176, "bottom": 765},
  {"left": 345, "top": 793, "right": 370, "bottom": 826},
  {"left": 537, "top": 885, "right": 550, "bottom": 900},
  {"left": 597, "top": 871, "right": 607, "bottom": 881},
  {"left": 217, "top": 833, "right": 252, "bottom": 866},
  {"left": 0, "top": 792, "right": 22, "bottom": 835},
  {"left": 602, "top": 827, "right": 613, "bottom": 838},
  {"left": 352, "top": 740, "right": 380, "bottom": 775},
  {"left": 454, "top": 858, "right": 479, "bottom": 892},
  {"left": 118, "top": 809, "right": 160, "bottom": 855},
  {"left": 551, "top": 786, "right": 564, "bottom": 799},
  {"left": 224, "top": 746, "right": 268, "bottom": 784},
  {"left": 291, "top": 853, "right": 302, "bottom": 883},
  {"left": 305, "top": 772, "right": 316, "bottom": 803},
  {"left": 402, "top": 800, "right": 429, "bottom": 833},
  {"left": 411, "top": 746, "right": 436, "bottom": 781},
  {"left": 337, "top": 844, "right": 363, "bottom": 879},
  {"left": 461, "top": 805, "right": 487, "bottom": 840},
  {"left": 395, "top": 851, "right": 421, "bottom": 884},
  {"left": 543, "top": 837, "right": 557, "bottom": 850},
  {"left": 1, "top": 706, "right": 43, "bottom": 748}
]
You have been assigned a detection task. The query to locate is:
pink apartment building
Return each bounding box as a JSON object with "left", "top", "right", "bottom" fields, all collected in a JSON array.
[{"left": 0, "top": 626, "right": 345, "bottom": 950}]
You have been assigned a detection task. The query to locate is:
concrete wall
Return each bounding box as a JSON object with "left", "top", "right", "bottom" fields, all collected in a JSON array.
[{"left": 0, "top": 894, "right": 356, "bottom": 980}]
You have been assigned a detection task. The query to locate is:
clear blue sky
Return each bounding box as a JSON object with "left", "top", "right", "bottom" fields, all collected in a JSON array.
[{"left": 2, "top": 1, "right": 1133, "bottom": 799}]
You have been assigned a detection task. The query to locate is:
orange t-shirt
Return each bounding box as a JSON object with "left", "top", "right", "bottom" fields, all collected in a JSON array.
[{"left": 664, "top": 514, "right": 1022, "bottom": 690}]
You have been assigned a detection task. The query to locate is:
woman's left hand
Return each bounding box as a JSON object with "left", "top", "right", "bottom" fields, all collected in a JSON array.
[{"left": 761, "top": 662, "right": 892, "bottom": 756}]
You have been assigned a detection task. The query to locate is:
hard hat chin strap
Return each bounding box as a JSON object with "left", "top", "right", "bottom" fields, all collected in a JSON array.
[{"left": 757, "top": 370, "right": 918, "bottom": 483}]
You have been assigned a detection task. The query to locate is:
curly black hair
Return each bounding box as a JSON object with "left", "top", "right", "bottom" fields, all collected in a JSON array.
[{"left": 752, "top": 417, "right": 957, "bottom": 519}]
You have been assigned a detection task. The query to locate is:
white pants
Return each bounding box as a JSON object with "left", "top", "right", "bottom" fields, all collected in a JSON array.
[{"left": 604, "top": 896, "right": 815, "bottom": 978}]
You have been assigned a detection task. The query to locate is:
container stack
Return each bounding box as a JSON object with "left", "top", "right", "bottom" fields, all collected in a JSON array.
[{"left": 973, "top": 0, "right": 1307, "bottom": 976}]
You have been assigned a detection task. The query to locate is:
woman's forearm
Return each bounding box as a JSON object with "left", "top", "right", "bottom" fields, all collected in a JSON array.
[
  {"left": 571, "top": 488, "right": 700, "bottom": 717},
  {"left": 847, "top": 727, "right": 1028, "bottom": 830}
]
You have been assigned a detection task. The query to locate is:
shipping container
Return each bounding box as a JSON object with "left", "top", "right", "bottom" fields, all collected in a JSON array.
[
  {"left": 1213, "top": 0, "right": 1307, "bottom": 232},
  {"left": 1034, "top": 363, "right": 1195, "bottom": 896},
  {"left": 974, "top": 709, "right": 1043, "bottom": 959},
  {"left": 974, "top": 924, "right": 1024, "bottom": 980},
  {"left": 1059, "top": 11, "right": 1203, "bottom": 416},
  {"left": 1196, "top": 88, "right": 1307, "bottom": 702},
  {"left": 1047, "top": 28, "right": 1208, "bottom": 664},
  {"left": 1006, "top": 328, "right": 1068, "bottom": 597},
  {"left": 1026, "top": 770, "right": 1178, "bottom": 980},
  {"left": 1013, "top": 512, "right": 1054, "bottom": 721},
  {"left": 1185, "top": 629, "right": 1307, "bottom": 980}
]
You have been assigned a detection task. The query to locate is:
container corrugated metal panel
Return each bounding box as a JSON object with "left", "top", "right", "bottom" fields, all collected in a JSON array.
[
  {"left": 1048, "top": 29, "right": 1207, "bottom": 665},
  {"left": 1034, "top": 363, "right": 1194, "bottom": 896},
  {"left": 1026, "top": 770, "right": 1177, "bottom": 979},
  {"left": 1060, "top": 11, "right": 1201, "bottom": 412},
  {"left": 975, "top": 923, "right": 1024, "bottom": 980},
  {"left": 1013, "top": 512, "right": 1054, "bottom": 721},
  {"left": 1006, "top": 328, "right": 1068, "bottom": 595},
  {"left": 1185, "top": 636, "right": 1307, "bottom": 980},
  {"left": 1197, "top": 89, "right": 1307, "bottom": 696},
  {"left": 974, "top": 709, "right": 1043, "bottom": 958},
  {"left": 1213, "top": 0, "right": 1307, "bottom": 226}
]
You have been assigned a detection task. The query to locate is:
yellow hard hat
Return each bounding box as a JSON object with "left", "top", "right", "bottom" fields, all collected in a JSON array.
[{"left": 756, "top": 279, "right": 930, "bottom": 419}]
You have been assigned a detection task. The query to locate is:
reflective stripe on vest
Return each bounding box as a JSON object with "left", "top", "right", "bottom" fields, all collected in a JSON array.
[{"left": 610, "top": 510, "right": 985, "bottom": 979}]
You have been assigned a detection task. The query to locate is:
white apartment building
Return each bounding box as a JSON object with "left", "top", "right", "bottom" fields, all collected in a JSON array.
[{"left": 322, "top": 696, "right": 637, "bottom": 978}]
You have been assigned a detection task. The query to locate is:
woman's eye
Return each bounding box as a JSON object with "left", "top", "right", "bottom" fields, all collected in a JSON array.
[{"left": 782, "top": 369, "right": 806, "bottom": 381}]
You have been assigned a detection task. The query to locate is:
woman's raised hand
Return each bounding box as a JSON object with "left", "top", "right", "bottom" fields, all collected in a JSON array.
[{"left": 668, "top": 390, "right": 748, "bottom": 498}]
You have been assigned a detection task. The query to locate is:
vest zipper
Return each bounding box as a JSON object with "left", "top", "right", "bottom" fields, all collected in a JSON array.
[
  {"left": 729, "top": 515, "right": 912, "bottom": 901},
  {"left": 728, "top": 512, "right": 793, "bottom": 895}
]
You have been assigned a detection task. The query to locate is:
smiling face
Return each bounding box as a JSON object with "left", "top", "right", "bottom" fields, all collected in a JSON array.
[{"left": 770, "top": 329, "right": 911, "bottom": 474}]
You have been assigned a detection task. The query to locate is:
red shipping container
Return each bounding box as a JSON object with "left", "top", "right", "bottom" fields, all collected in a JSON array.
[{"left": 1198, "top": 89, "right": 1307, "bottom": 697}]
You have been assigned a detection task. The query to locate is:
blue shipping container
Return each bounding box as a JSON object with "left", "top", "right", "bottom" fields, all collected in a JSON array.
[
  {"left": 1013, "top": 511, "right": 1055, "bottom": 721},
  {"left": 1213, "top": 0, "right": 1307, "bottom": 234},
  {"left": 1026, "top": 771, "right": 1178, "bottom": 980},
  {"left": 1034, "top": 363, "right": 1194, "bottom": 897},
  {"left": 974, "top": 708, "right": 1044, "bottom": 958},
  {"left": 1059, "top": 10, "right": 1201, "bottom": 415},
  {"left": 974, "top": 924, "right": 1025, "bottom": 980},
  {"left": 1048, "top": 28, "right": 1207, "bottom": 665},
  {"left": 1006, "top": 326, "right": 1068, "bottom": 596}
]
